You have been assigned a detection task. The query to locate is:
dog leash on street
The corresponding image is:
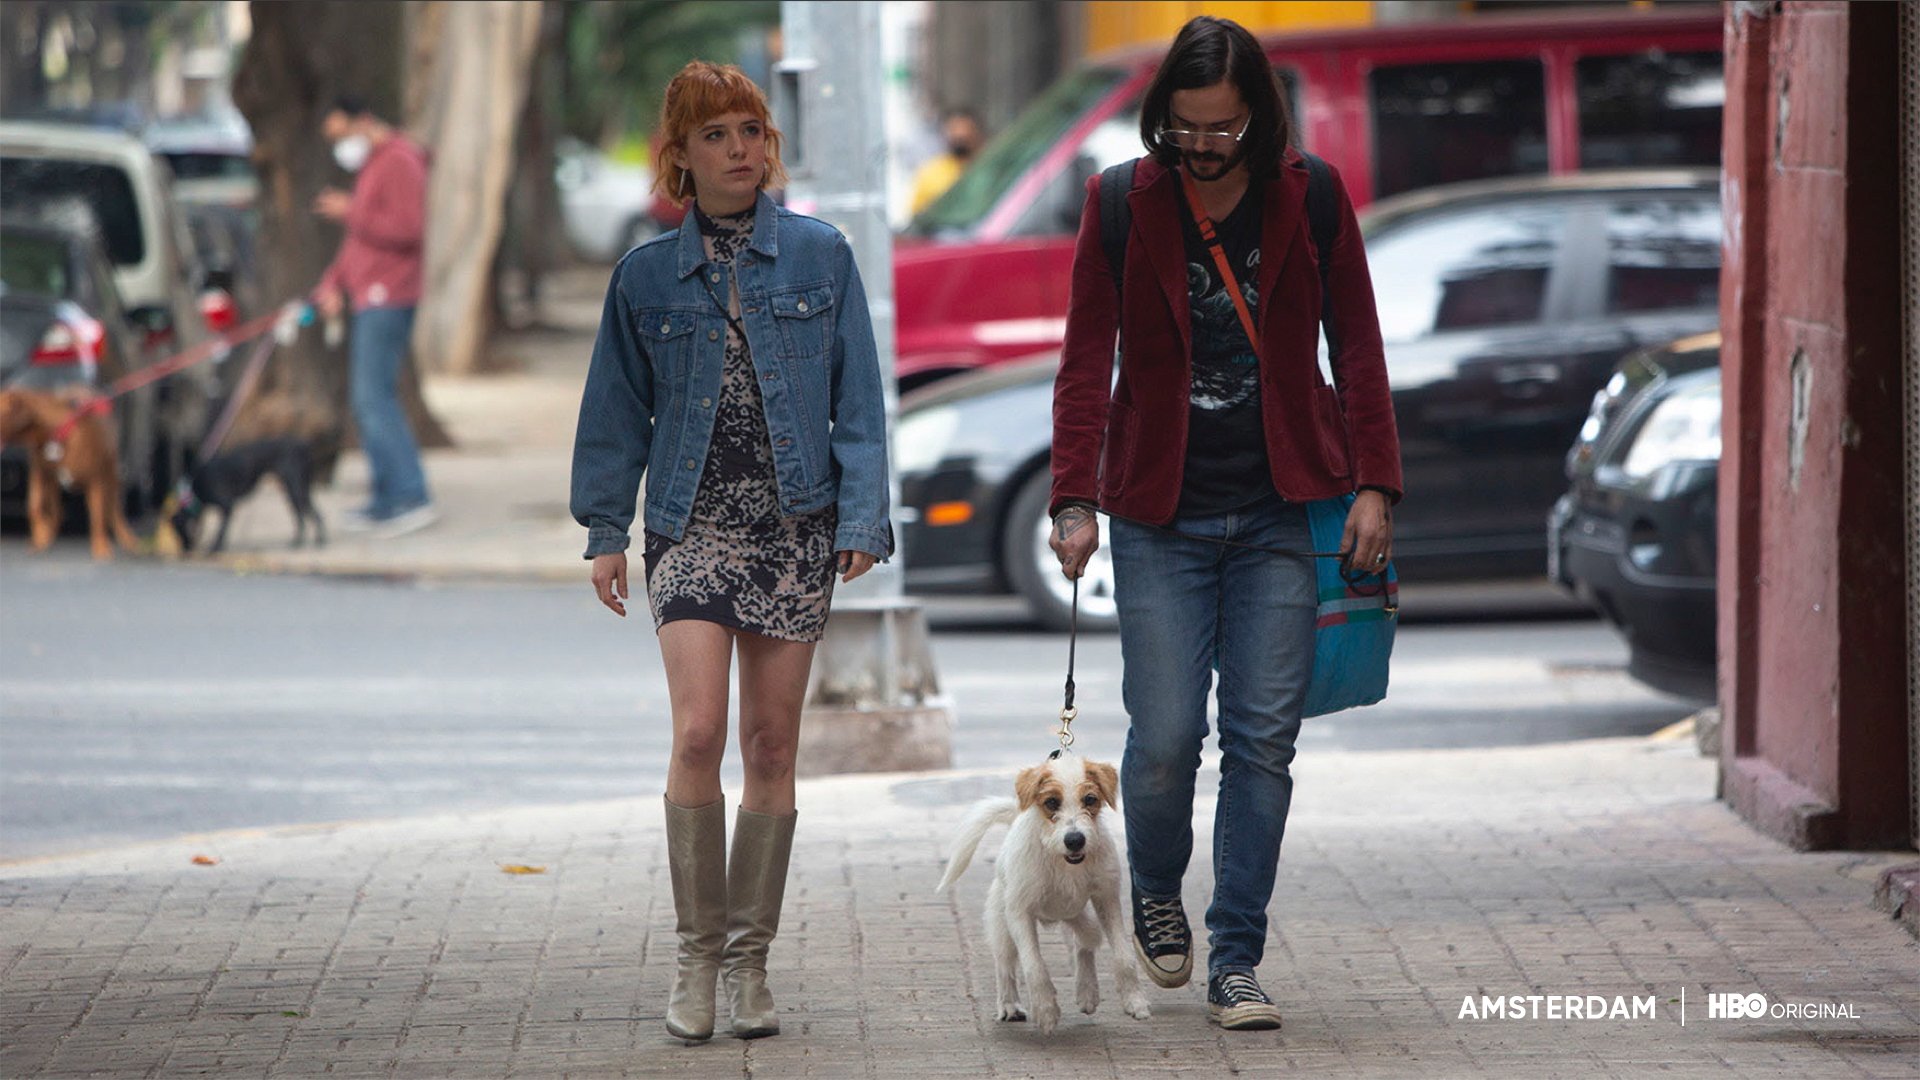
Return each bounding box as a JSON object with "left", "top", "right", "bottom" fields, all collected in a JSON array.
[
  {"left": 1058, "top": 575, "right": 1080, "bottom": 749},
  {"left": 1054, "top": 509, "right": 1396, "bottom": 750},
  {"left": 43, "top": 302, "right": 312, "bottom": 463},
  {"left": 194, "top": 304, "right": 308, "bottom": 463}
]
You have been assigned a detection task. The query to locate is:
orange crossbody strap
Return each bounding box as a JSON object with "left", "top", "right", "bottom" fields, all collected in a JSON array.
[{"left": 1180, "top": 167, "right": 1261, "bottom": 354}]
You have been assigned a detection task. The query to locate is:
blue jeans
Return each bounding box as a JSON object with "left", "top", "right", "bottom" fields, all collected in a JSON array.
[
  {"left": 1109, "top": 494, "right": 1317, "bottom": 976},
  {"left": 349, "top": 306, "right": 429, "bottom": 516}
]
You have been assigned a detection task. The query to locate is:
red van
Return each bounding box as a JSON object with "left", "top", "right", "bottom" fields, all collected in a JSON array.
[{"left": 893, "top": 7, "right": 1722, "bottom": 389}]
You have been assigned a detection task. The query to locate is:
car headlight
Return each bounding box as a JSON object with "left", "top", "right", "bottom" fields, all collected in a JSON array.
[
  {"left": 894, "top": 405, "right": 961, "bottom": 474},
  {"left": 1620, "top": 373, "right": 1720, "bottom": 480}
]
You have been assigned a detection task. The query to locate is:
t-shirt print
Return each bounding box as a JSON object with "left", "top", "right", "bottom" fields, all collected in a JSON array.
[{"left": 1187, "top": 245, "right": 1261, "bottom": 412}]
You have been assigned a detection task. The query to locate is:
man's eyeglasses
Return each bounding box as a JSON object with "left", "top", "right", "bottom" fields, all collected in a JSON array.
[{"left": 1158, "top": 115, "right": 1252, "bottom": 151}]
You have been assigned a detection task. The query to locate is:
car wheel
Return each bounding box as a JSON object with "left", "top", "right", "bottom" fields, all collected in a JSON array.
[{"left": 1002, "top": 470, "right": 1119, "bottom": 634}]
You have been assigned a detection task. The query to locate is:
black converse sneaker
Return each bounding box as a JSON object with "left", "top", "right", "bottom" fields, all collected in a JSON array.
[
  {"left": 1208, "top": 969, "right": 1284, "bottom": 1030},
  {"left": 1130, "top": 889, "right": 1193, "bottom": 988}
]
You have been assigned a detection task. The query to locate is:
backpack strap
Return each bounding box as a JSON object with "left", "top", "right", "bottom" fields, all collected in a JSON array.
[
  {"left": 1098, "top": 158, "right": 1136, "bottom": 298},
  {"left": 1301, "top": 151, "right": 1340, "bottom": 360}
]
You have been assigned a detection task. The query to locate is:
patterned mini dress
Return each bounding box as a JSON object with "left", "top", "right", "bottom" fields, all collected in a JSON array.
[{"left": 641, "top": 207, "right": 838, "bottom": 642}]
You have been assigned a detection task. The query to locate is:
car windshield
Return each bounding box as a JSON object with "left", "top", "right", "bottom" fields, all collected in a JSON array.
[
  {"left": 0, "top": 157, "right": 144, "bottom": 265},
  {"left": 0, "top": 233, "right": 75, "bottom": 298},
  {"left": 905, "top": 65, "right": 1128, "bottom": 240}
]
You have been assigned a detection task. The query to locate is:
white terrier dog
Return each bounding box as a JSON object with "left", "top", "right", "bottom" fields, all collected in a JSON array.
[{"left": 937, "top": 750, "right": 1153, "bottom": 1033}]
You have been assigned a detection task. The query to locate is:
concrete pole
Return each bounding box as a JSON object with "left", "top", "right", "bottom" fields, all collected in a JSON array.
[{"left": 778, "top": 0, "right": 953, "bottom": 776}]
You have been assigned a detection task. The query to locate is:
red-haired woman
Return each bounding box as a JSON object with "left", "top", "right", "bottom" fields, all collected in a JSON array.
[{"left": 570, "top": 61, "right": 893, "bottom": 1042}]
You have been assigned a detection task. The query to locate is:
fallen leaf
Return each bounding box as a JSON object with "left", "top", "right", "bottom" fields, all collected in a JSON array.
[
  {"left": 500, "top": 863, "right": 546, "bottom": 875},
  {"left": 191, "top": 855, "right": 220, "bottom": 866},
  {"left": 281, "top": 1011, "right": 302, "bottom": 1018}
]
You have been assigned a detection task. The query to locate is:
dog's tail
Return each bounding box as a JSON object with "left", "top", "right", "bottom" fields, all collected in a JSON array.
[{"left": 936, "top": 797, "right": 1019, "bottom": 893}]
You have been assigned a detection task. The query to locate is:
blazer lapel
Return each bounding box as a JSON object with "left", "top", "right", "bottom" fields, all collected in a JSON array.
[
  {"left": 1256, "top": 154, "right": 1310, "bottom": 318},
  {"left": 1129, "top": 161, "right": 1191, "bottom": 354}
]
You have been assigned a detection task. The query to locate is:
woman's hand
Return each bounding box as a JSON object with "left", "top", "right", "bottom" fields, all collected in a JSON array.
[
  {"left": 1341, "top": 490, "right": 1393, "bottom": 574},
  {"left": 837, "top": 550, "right": 877, "bottom": 583},
  {"left": 591, "top": 552, "right": 629, "bottom": 617},
  {"left": 1049, "top": 505, "right": 1100, "bottom": 581}
]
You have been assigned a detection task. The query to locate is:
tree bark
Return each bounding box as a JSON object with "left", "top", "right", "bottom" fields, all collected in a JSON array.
[
  {"left": 411, "top": 0, "right": 544, "bottom": 376},
  {"left": 494, "top": 0, "right": 569, "bottom": 336},
  {"left": 230, "top": 0, "right": 447, "bottom": 477}
]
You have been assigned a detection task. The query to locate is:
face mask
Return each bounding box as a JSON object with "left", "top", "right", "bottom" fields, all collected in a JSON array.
[
  {"left": 947, "top": 140, "right": 974, "bottom": 160},
  {"left": 333, "top": 134, "right": 371, "bottom": 173}
]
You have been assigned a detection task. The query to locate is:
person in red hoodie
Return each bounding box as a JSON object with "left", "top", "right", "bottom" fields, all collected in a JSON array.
[
  {"left": 1048, "top": 17, "right": 1402, "bottom": 1031},
  {"left": 313, "top": 95, "right": 436, "bottom": 538}
]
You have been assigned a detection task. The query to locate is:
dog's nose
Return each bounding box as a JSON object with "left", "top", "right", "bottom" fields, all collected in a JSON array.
[{"left": 1064, "top": 831, "right": 1086, "bottom": 853}]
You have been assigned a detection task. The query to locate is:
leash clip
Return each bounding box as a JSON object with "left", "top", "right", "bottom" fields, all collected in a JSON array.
[{"left": 1057, "top": 705, "right": 1077, "bottom": 748}]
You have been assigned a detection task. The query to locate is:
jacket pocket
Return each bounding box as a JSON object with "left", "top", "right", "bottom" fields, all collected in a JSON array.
[
  {"left": 638, "top": 308, "right": 697, "bottom": 384},
  {"left": 769, "top": 282, "right": 835, "bottom": 361},
  {"left": 1313, "top": 384, "right": 1351, "bottom": 478},
  {"left": 1100, "top": 399, "right": 1136, "bottom": 496}
]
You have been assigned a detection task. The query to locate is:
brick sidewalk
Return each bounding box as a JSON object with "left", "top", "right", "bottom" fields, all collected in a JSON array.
[{"left": 3, "top": 737, "right": 1916, "bottom": 1078}]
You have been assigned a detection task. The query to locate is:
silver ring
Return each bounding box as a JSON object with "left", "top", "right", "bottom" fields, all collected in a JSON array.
[{"left": 1374, "top": 553, "right": 1386, "bottom": 563}]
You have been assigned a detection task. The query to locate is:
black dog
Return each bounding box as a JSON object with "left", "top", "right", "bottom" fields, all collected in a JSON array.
[{"left": 171, "top": 437, "right": 326, "bottom": 553}]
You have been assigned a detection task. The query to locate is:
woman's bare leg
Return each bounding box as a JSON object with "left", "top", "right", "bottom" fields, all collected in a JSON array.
[
  {"left": 734, "top": 632, "right": 817, "bottom": 815},
  {"left": 660, "top": 620, "right": 736, "bottom": 807}
]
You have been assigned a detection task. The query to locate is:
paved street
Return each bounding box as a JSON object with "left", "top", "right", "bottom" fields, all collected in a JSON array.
[
  {"left": 2, "top": 735, "right": 1916, "bottom": 1078},
  {"left": 0, "top": 545, "right": 1688, "bottom": 862}
]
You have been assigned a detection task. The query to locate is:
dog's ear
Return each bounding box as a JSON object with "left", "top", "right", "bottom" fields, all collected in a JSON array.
[
  {"left": 1014, "top": 764, "right": 1047, "bottom": 810},
  {"left": 1086, "top": 760, "right": 1119, "bottom": 809}
]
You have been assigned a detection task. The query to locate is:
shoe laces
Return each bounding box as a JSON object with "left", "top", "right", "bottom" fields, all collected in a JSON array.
[
  {"left": 1139, "top": 896, "right": 1187, "bottom": 950},
  {"left": 1215, "top": 971, "right": 1271, "bottom": 1005}
]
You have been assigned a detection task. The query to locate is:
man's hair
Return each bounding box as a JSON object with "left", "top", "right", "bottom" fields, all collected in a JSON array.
[
  {"left": 328, "top": 94, "right": 373, "bottom": 120},
  {"left": 1138, "top": 16, "right": 1294, "bottom": 179}
]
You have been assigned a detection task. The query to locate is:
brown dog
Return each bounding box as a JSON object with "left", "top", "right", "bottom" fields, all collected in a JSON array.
[{"left": 0, "top": 388, "right": 141, "bottom": 559}]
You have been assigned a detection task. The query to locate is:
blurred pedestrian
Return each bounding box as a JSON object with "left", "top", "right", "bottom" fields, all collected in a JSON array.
[
  {"left": 1048, "top": 16, "right": 1402, "bottom": 1030},
  {"left": 569, "top": 61, "right": 892, "bottom": 1042},
  {"left": 313, "top": 95, "right": 436, "bottom": 538},
  {"left": 908, "top": 106, "right": 985, "bottom": 215}
]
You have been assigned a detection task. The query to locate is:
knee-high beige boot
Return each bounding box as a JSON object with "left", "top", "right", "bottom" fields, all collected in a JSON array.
[
  {"left": 663, "top": 796, "right": 728, "bottom": 1041},
  {"left": 722, "top": 807, "right": 797, "bottom": 1038}
]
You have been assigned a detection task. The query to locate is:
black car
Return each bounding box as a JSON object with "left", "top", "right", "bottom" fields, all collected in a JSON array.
[
  {"left": 1550, "top": 333, "right": 1721, "bottom": 701},
  {"left": 0, "top": 217, "right": 166, "bottom": 517},
  {"left": 896, "top": 171, "right": 1723, "bottom": 631}
]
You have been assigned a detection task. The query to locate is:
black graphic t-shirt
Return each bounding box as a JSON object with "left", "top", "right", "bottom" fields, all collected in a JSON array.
[{"left": 1177, "top": 186, "right": 1274, "bottom": 517}]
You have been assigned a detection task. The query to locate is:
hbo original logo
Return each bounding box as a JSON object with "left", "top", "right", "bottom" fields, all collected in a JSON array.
[{"left": 1707, "top": 992, "right": 1769, "bottom": 1019}]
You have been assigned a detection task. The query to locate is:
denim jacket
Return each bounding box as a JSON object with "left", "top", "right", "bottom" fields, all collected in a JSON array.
[{"left": 570, "top": 193, "right": 894, "bottom": 561}]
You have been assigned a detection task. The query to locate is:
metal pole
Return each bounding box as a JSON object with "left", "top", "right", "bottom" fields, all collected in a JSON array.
[{"left": 778, "top": 0, "right": 953, "bottom": 776}]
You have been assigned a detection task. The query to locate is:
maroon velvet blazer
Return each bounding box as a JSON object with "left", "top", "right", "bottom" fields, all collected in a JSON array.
[{"left": 1049, "top": 150, "right": 1403, "bottom": 524}]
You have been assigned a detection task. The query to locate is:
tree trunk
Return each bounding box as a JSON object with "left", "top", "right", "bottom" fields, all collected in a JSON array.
[
  {"left": 411, "top": 0, "right": 545, "bottom": 376},
  {"left": 230, "top": 0, "right": 447, "bottom": 478},
  {"left": 493, "top": 0, "right": 569, "bottom": 337},
  {"left": 0, "top": 2, "right": 51, "bottom": 115}
]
